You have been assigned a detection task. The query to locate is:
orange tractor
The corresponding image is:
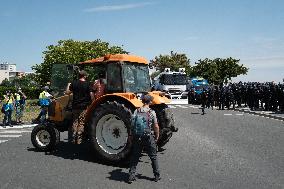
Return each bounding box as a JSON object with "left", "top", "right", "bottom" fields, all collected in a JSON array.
[{"left": 31, "top": 54, "right": 178, "bottom": 162}]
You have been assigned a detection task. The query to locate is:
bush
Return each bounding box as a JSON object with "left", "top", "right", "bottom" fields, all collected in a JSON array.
[{"left": 0, "top": 86, "right": 41, "bottom": 100}]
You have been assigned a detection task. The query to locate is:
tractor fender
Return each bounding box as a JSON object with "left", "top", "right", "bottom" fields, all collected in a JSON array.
[
  {"left": 85, "top": 92, "right": 171, "bottom": 121},
  {"left": 85, "top": 93, "right": 142, "bottom": 120}
]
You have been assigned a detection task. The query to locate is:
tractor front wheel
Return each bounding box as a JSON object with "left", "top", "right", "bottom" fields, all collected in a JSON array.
[{"left": 31, "top": 124, "right": 60, "bottom": 152}]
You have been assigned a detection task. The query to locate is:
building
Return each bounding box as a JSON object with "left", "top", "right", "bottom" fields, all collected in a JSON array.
[
  {"left": 0, "top": 63, "right": 16, "bottom": 72},
  {"left": 0, "top": 63, "right": 33, "bottom": 83},
  {"left": 0, "top": 70, "right": 10, "bottom": 83}
]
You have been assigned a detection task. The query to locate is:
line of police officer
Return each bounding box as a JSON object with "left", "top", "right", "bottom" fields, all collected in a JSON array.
[{"left": 189, "top": 82, "right": 284, "bottom": 112}]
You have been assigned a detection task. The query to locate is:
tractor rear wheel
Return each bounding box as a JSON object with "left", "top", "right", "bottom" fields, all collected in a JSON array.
[{"left": 89, "top": 101, "right": 132, "bottom": 162}]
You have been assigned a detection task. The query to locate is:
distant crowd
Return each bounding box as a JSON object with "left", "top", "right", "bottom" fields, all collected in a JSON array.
[{"left": 188, "top": 82, "right": 284, "bottom": 112}]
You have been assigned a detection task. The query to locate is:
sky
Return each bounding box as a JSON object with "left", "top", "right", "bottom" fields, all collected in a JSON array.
[{"left": 0, "top": 0, "right": 284, "bottom": 82}]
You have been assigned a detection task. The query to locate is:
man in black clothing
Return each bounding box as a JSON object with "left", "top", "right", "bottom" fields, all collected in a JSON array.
[
  {"left": 201, "top": 88, "right": 208, "bottom": 115},
  {"left": 66, "top": 70, "right": 94, "bottom": 144}
]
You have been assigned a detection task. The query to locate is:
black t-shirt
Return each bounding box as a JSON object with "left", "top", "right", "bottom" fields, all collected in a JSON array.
[{"left": 69, "top": 80, "right": 92, "bottom": 109}]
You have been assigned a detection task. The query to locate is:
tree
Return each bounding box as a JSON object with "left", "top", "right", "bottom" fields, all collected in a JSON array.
[
  {"left": 191, "top": 57, "right": 249, "bottom": 85},
  {"left": 11, "top": 73, "right": 39, "bottom": 89},
  {"left": 150, "top": 51, "right": 191, "bottom": 74},
  {"left": 32, "top": 39, "right": 128, "bottom": 86},
  {"left": 150, "top": 71, "right": 160, "bottom": 80}
]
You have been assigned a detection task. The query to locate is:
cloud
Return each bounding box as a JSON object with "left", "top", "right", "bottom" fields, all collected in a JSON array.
[{"left": 84, "top": 2, "right": 155, "bottom": 12}]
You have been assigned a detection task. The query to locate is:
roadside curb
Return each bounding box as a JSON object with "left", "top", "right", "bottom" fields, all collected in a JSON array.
[{"left": 235, "top": 109, "right": 284, "bottom": 121}]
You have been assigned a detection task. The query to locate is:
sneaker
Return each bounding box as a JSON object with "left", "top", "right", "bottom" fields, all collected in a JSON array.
[
  {"left": 154, "top": 175, "right": 161, "bottom": 182},
  {"left": 2, "top": 125, "right": 6, "bottom": 128},
  {"left": 128, "top": 175, "right": 136, "bottom": 184}
]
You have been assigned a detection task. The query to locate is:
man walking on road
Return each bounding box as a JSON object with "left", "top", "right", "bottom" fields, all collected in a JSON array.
[{"left": 128, "top": 94, "right": 161, "bottom": 183}]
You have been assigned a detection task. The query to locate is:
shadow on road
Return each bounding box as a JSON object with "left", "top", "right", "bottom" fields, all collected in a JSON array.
[
  {"left": 27, "top": 141, "right": 129, "bottom": 168},
  {"left": 107, "top": 169, "right": 153, "bottom": 183},
  {"left": 107, "top": 169, "right": 129, "bottom": 183}
]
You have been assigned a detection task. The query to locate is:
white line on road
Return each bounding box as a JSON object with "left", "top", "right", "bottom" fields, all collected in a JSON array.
[
  {"left": 0, "top": 130, "right": 31, "bottom": 134},
  {"left": 224, "top": 114, "right": 232, "bottom": 116},
  {"left": 0, "top": 135, "right": 22, "bottom": 138},
  {"left": 0, "top": 140, "right": 8, "bottom": 144},
  {"left": 168, "top": 105, "right": 177, "bottom": 109},
  {"left": 175, "top": 105, "right": 188, "bottom": 109},
  {"left": 0, "top": 124, "right": 36, "bottom": 130},
  {"left": 191, "top": 106, "right": 201, "bottom": 109}
]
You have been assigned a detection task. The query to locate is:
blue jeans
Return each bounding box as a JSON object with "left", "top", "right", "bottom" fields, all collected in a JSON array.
[
  {"left": 3, "top": 110, "right": 12, "bottom": 125},
  {"left": 129, "top": 134, "right": 160, "bottom": 177},
  {"left": 16, "top": 104, "right": 24, "bottom": 122}
]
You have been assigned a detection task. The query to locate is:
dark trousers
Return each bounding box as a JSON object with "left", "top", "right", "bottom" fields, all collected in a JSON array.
[
  {"left": 39, "top": 106, "right": 48, "bottom": 123},
  {"left": 129, "top": 134, "right": 160, "bottom": 177},
  {"left": 3, "top": 110, "right": 12, "bottom": 125}
]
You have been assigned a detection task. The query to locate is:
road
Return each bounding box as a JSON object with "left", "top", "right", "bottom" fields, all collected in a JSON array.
[{"left": 0, "top": 105, "right": 283, "bottom": 189}]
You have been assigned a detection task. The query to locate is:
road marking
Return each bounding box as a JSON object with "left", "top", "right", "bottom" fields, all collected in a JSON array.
[
  {"left": 189, "top": 105, "right": 202, "bottom": 108},
  {"left": 175, "top": 105, "right": 188, "bottom": 109},
  {"left": 0, "top": 140, "right": 8, "bottom": 144},
  {"left": 224, "top": 114, "right": 232, "bottom": 116},
  {"left": 168, "top": 105, "right": 177, "bottom": 109},
  {"left": 0, "top": 130, "right": 31, "bottom": 134},
  {"left": 0, "top": 124, "right": 36, "bottom": 130},
  {"left": 0, "top": 135, "right": 22, "bottom": 138}
]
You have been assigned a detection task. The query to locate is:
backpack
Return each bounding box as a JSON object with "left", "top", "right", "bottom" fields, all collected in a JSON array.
[{"left": 131, "top": 109, "right": 151, "bottom": 136}]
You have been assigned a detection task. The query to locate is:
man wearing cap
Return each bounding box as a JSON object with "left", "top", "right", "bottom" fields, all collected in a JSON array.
[
  {"left": 128, "top": 94, "right": 161, "bottom": 183},
  {"left": 65, "top": 70, "right": 94, "bottom": 144}
]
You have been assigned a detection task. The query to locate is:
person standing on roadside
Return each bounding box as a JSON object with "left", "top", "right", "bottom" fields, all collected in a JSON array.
[
  {"left": 128, "top": 94, "right": 161, "bottom": 183},
  {"left": 65, "top": 70, "right": 94, "bottom": 144},
  {"left": 2, "top": 91, "right": 15, "bottom": 127},
  {"left": 14, "top": 87, "right": 27, "bottom": 124},
  {"left": 33, "top": 86, "right": 52, "bottom": 124}
]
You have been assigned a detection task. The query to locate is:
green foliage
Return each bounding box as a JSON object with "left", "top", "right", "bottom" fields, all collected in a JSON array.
[
  {"left": 150, "top": 71, "right": 161, "bottom": 80},
  {"left": 32, "top": 39, "right": 128, "bottom": 86},
  {"left": 0, "top": 86, "right": 41, "bottom": 100},
  {"left": 150, "top": 51, "right": 191, "bottom": 74},
  {"left": 0, "top": 74, "right": 39, "bottom": 89},
  {"left": 0, "top": 78, "right": 11, "bottom": 87},
  {"left": 191, "top": 57, "right": 249, "bottom": 85}
]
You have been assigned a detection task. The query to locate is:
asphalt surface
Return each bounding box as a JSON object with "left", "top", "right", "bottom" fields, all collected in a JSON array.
[{"left": 0, "top": 105, "right": 283, "bottom": 189}]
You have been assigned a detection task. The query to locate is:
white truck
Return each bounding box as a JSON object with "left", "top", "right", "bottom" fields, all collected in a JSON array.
[{"left": 153, "top": 68, "right": 188, "bottom": 99}]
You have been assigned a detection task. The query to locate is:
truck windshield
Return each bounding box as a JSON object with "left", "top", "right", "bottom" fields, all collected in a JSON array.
[
  {"left": 123, "top": 63, "right": 151, "bottom": 93},
  {"left": 160, "top": 74, "right": 187, "bottom": 85}
]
